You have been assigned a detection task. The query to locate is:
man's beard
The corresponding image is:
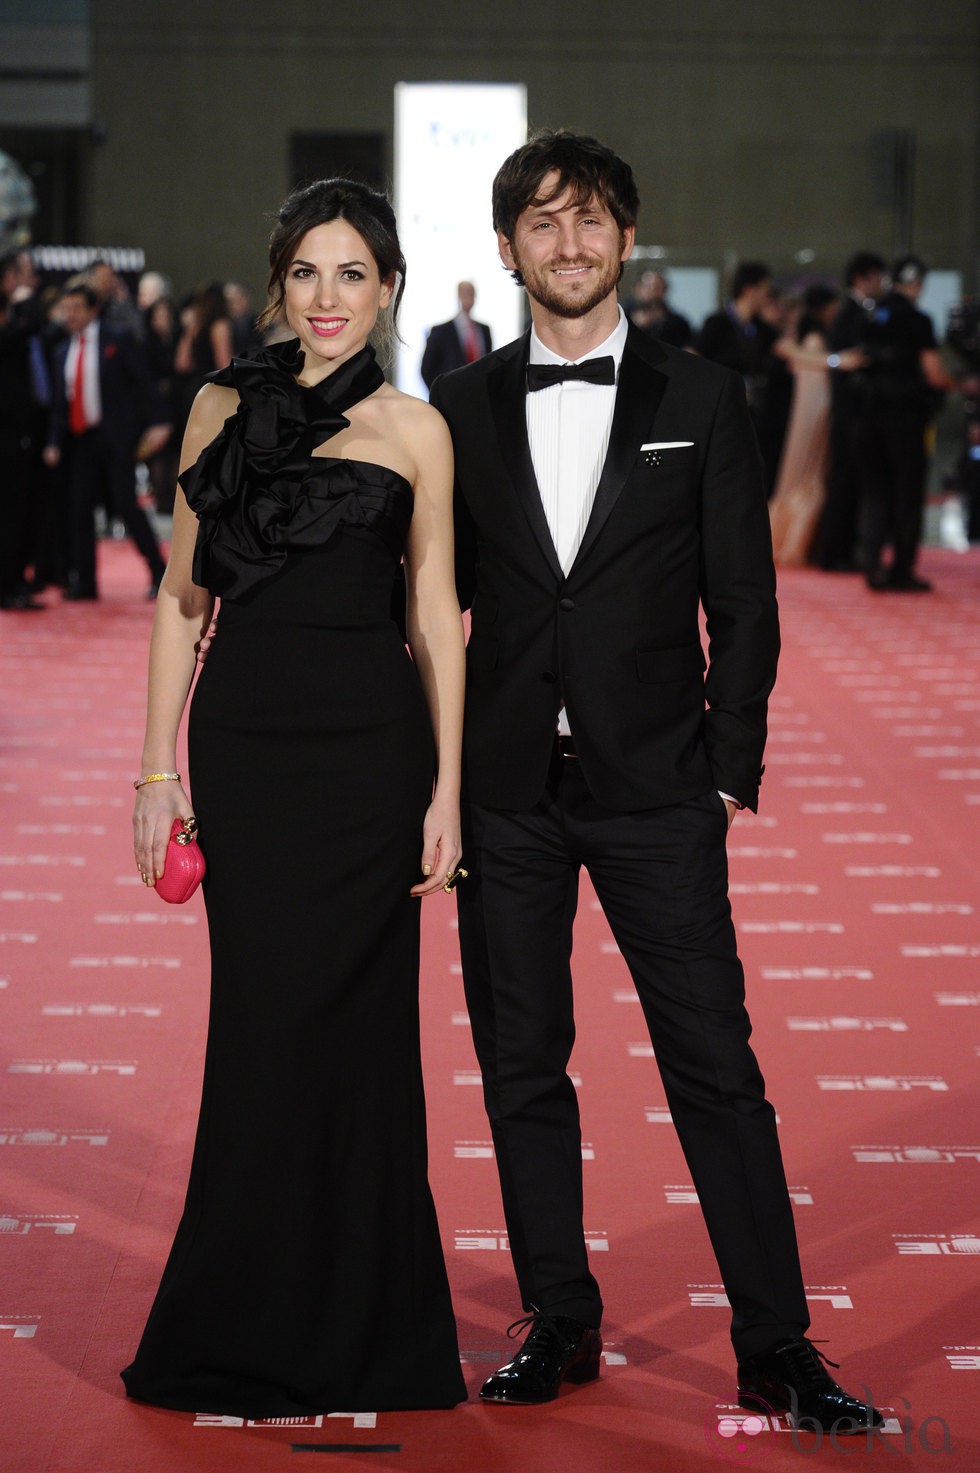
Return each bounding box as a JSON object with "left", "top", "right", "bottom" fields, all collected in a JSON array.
[{"left": 516, "top": 249, "right": 623, "bottom": 319}]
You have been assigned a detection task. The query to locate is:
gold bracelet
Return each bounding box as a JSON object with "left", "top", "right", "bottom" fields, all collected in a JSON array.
[{"left": 133, "top": 772, "right": 181, "bottom": 790}]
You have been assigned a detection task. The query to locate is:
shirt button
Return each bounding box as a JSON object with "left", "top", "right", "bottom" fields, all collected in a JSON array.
[{"left": 559, "top": 597, "right": 575, "bottom": 611}]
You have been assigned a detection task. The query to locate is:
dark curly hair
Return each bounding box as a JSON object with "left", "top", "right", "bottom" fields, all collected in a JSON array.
[
  {"left": 491, "top": 130, "right": 639, "bottom": 288},
  {"left": 492, "top": 129, "right": 640, "bottom": 238},
  {"left": 258, "top": 178, "right": 405, "bottom": 338}
]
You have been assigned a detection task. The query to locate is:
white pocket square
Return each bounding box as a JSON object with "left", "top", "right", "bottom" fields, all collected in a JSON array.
[{"left": 640, "top": 441, "right": 694, "bottom": 450}]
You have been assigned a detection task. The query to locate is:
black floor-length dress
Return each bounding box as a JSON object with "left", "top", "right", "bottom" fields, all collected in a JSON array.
[{"left": 121, "top": 341, "right": 466, "bottom": 1416}]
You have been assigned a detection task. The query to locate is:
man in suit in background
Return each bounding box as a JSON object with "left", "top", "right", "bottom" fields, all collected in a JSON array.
[
  {"left": 858, "top": 255, "right": 976, "bottom": 592},
  {"left": 695, "top": 261, "right": 779, "bottom": 485},
  {"left": 626, "top": 268, "right": 693, "bottom": 349},
  {"left": 420, "top": 280, "right": 492, "bottom": 389},
  {"left": 430, "top": 130, "right": 881, "bottom": 1433},
  {"left": 44, "top": 279, "right": 169, "bottom": 600},
  {"left": 813, "top": 251, "right": 886, "bottom": 572}
]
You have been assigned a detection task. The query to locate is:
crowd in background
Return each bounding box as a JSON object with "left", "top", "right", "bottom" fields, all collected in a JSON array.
[
  {"left": 2, "top": 245, "right": 979, "bottom": 613},
  {"left": 0, "top": 250, "right": 261, "bottom": 609},
  {"left": 625, "top": 258, "right": 980, "bottom": 592}
]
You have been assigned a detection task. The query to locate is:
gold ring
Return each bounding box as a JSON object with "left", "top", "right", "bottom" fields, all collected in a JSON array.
[{"left": 443, "top": 867, "right": 468, "bottom": 894}]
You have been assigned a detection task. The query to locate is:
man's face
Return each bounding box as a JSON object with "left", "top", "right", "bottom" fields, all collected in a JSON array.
[
  {"left": 457, "top": 281, "right": 476, "bottom": 315},
  {"left": 744, "top": 280, "right": 771, "bottom": 317},
  {"left": 16, "top": 251, "right": 36, "bottom": 291},
  {"left": 60, "top": 292, "right": 98, "bottom": 336},
  {"left": 855, "top": 271, "right": 884, "bottom": 301},
  {"left": 88, "top": 263, "right": 115, "bottom": 301},
  {"left": 498, "top": 174, "right": 634, "bottom": 320},
  {"left": 138, "top": 272, "right": 164, "bottom": 310}
]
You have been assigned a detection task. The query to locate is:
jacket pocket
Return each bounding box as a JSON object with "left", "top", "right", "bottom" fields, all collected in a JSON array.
[
  {"left": 467, "top": 634, "right": 499, "bottom": 671},
  {"left": 471, "top": 592, "right": 499, "bottom": 625},
  {"left": 635, "top": 642, "right": 706, "bottom": 683}
]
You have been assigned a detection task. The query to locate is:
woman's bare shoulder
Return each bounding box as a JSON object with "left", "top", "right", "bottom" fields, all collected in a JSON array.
[
  {"left": 378, "top": 385, "right": 451, "bottom": 449},
  {"left": 191, "top": 382, "right": 239, "bottom": 433},
  {"left": 179, "top": 383, "right": 239, "bottom": 472}
]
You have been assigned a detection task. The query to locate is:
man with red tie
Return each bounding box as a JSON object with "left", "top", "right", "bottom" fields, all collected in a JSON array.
[
  {"left": 44, "top": 278, "right": 170, "bottom": 600},
  {"left": 420, "top": 280, "right": 493, "bottom": 390}
]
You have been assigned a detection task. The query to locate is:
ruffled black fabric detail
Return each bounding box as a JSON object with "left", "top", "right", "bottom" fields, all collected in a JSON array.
[{"left": 179, "top": 339, "right": 408, "bottom": 600}]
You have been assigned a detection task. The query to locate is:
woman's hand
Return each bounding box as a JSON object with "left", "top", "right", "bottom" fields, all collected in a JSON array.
[
  {"left": 196, "top": 613, "right": 218, "bottom": 662},
  {"left": 410, "top": 792, "right": 462, "bottom": 898},
  {"left": 836, "top": 347, "right": 867, "bottom": 372},
  {"left": 133, "top": 780, "right": 195, "bottom": 887}
]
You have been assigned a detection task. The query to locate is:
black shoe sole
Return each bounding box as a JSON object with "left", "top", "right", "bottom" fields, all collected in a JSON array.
[{"left": 738, "top": 1391, "right": 883, "bottom": 1434}]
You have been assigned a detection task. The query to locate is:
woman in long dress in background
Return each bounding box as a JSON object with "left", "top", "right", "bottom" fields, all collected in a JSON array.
[{"left": 768, "top": 285, "right": 862, "bottom": 566}]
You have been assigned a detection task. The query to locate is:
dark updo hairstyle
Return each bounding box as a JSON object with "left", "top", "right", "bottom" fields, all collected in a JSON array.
[
  {"left": 258, "top": 178, "right": 406, "bottom": 342},
  {"left": 492, "top": 130, "right": 640, "bottom": 286},
  {"left": 796, "top": 283, "right": 839, "bottom": 344}
]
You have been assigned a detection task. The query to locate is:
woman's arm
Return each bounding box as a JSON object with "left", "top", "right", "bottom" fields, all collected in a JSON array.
[
  {"left": 173, "top": 307, "right": 198, "bottom": 374},
  {"left": 210, "top": 317, "right": 233, "bottom": 370},
  {"left": 132, "top": 384, "right": 236, "bottom": 884},
  {"left": 775, "top": 332, "right": 865, "bottom": 373},
  {"left": 402, "top": 402, "right": 466, "bottom": 898}
]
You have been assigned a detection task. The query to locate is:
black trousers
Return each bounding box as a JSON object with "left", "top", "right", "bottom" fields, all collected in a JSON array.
[
  {"left": 457, "top": 750, "right": 809, "bottom": 1361},
  {"left": 814, "top": 408, "right": 861, "bottom": 569},
  {"left": 855, "top": 409, "right": 928, "bottom": 581},
  {"left": 66, "top": 427, "right": 165, "bottom": 594},
  {"left": 0, "top": 421, "right": 30, "bottom": 599}
]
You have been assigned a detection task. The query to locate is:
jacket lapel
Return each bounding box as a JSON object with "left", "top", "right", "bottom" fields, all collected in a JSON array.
[
  {"left": 487, "top": 333, "right": 564, "bottom": 581},
  {"left": 571, "top": 329, "right": 669, "bottom": 572}
]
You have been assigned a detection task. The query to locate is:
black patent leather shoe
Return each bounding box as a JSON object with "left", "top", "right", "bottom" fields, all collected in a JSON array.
[
  {"left": 738, "top": 1338, "right": 883, "bottom": 1434},
  {"left": 480, "top": 1310, "right": 602, "bottom": 1404},
  {"left": 889, "top": 572, "right": 932, "bottom": 593}
]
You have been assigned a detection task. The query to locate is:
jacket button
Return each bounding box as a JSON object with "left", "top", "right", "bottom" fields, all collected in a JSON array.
[
  {"left": 559, "top": 597, "right": 575, "bottom": 611},
  {"left": 542, "top": 671, "right": 557, "bottom": 684}
]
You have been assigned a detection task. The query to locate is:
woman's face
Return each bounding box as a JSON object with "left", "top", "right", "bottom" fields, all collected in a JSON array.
[{"left": 283, "top": 219, "right": 391, "bottom": 381}]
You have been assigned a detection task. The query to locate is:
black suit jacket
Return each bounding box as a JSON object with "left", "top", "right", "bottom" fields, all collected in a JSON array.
[
  {"left": 420, "top": 317, "right": 493, "bottom": 388},
  {"left": 48, "top": 324, "right": 165, "bottom": 454},
  {"left": 430, "top": 325, "right": 779, "bottom": 813}
]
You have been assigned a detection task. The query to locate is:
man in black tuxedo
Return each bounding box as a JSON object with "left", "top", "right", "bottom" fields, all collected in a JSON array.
[
  {"left": 430, "top": 131, "right": 880, "bottom": 1433},
  {"left": 44, "top": 279, "right": 169, "bottom": 600},
  {"left": 420, "top": 280, "right": 492, "bottom": 389}
]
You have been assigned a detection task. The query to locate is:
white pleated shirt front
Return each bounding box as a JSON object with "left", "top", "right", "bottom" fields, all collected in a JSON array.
[
  {"left": 525, "top": 307, "right": 628, "bottom": 575},
  {"left": 525, "top": 308, "right": 628, "bottom": 736}
]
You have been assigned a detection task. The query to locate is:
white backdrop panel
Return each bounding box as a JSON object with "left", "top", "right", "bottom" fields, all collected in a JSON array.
[{"left": 394, "top": 82, "right": 527, "bottom": 397}]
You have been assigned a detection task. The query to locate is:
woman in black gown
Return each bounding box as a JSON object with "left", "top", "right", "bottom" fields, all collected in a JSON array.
[{"left": 123, "top": 180, "right": 467, "bottom": 1415}]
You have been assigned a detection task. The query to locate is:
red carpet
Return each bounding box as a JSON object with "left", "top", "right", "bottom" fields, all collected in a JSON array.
[{"left": 1, "top": 542, "right": 978, "bottom": 1472}]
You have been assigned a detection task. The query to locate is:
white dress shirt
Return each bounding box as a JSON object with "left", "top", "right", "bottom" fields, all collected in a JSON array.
[
  {"left": 526, "top": 307, "right": 628, "bottom": 575},
  {"left": 454, "top": 311, "right": 480, "bottom": 361},
  {"left": 64, "top": 320, "right": 102, "bottom": 428},
  {"left": 526, "top": 309, "right": 627, "bottom": 736}
]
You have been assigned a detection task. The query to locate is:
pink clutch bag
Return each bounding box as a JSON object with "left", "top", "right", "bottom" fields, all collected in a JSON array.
[{"left": 156, "top": 817, "right": 206, "bottom": 903}]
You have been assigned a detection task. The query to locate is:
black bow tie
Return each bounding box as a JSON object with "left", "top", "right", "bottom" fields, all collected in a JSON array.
[{"left": 526, "top": 356, "right": 616, "bottom": 392}]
